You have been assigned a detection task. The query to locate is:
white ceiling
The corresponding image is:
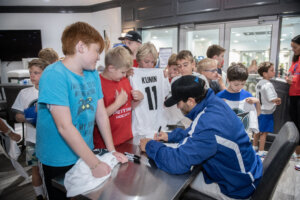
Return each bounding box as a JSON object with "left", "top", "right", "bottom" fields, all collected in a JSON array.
[{"left": 0, "top": 0, "right": 113, "bottom": 6}]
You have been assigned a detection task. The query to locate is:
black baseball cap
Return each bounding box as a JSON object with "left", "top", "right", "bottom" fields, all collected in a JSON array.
[
  {"left": 164, "top": 75, "right": 206, "bottom": 107},
  {"left": 118, "top": 31, "right": 142, "bottom": 43}
]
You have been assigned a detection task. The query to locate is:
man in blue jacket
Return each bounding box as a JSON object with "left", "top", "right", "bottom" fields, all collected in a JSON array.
[{"left": 140, "top": 75, "right": 263, "bottom": 199}]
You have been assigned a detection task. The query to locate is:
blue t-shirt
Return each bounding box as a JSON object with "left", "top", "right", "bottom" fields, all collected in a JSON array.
[
  {"left": 36, "top": 61, "right": 103, "bottom": 167},
  {"left": 216, "top": 89, "right": 252, "bottom": 101}
]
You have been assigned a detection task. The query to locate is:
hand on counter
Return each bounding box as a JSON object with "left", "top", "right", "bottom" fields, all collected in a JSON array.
[
  {"left": 91, "top": 161, "right": 111, "bottom": 178},
  {"left": 139, "top": 138, "right": 152, "bottom": 152},
  {"left": 112, "top": 151, "right": 128, "bottom": 163}
]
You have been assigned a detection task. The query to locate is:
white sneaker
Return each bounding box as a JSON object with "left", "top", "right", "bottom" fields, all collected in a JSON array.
[
  {"left": 291, "top": 152, "right": 298, "bottom": 161},
  {"left": 257, "top": 151, "right": 267, "bottom": 158},
  {"left": 295, "top": 162, "right": 300, "bottom": 171},
  {"left": 252, "top": 146, "right": 258, "bottom": 152}
]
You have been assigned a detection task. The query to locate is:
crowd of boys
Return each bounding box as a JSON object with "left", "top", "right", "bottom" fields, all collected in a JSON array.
[{"left": 2, "top": 21, "right": 298, "bottom": 200}]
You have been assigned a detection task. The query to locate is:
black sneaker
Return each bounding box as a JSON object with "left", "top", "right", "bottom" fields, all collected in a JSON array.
[{"left": 36, "top": 195, "right": 44, "bottom": 200}]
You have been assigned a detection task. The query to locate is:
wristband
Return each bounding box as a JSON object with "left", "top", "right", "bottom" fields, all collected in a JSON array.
[
  {"left": 110, "top": 150, "right": 116, "bottom": 153},
  {"left": 90, "top": 161, "right": 101, "bottom": 170}
]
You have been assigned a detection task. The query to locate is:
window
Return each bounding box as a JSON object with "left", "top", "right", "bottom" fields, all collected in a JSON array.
[
  {"left": 279, "top": 16, "right": 300, "bottom": 77},
  {"left": 142, "top": 27, "right": 178, "bottom": 53}
]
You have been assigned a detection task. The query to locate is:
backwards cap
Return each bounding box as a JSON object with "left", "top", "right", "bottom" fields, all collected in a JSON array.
[{"left": 164, "top": 75, "right": 206, "bottom": 107}]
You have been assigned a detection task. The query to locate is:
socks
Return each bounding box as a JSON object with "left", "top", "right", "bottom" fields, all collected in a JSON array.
[
  {"left": 253, "top": 146, "right": 258, "bottom": 151},
  {"left": 33, "top": 185, "right": 44, "bottom": 197}
]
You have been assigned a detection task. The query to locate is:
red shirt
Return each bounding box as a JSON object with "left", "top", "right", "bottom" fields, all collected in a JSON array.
[
  {"left": 93, "top": 75, "right": 133, "bottom": 149},
  {"left": 289, "top": 57, "right": 300, "bottom": 96},
  {"left": 133, "top": 59, "right": 139, "bottom": 68}
]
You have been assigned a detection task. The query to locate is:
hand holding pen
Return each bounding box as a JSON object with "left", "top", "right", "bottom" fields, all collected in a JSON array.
[{"left": 154, "top": 126, "right": 168, "bottom": 142}]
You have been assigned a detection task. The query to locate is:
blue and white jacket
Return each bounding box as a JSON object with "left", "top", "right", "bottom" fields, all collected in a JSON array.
[{"left": 146, "top": 89, "right": 263, "bottom": 199}]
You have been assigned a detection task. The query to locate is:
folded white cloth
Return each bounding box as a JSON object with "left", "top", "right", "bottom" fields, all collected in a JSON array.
[
  {"left": 0, "top": 119, "right": 21, "bottom": 160},
  {"left": 64, "top": 152, "right": 119, "bottom": 197}
]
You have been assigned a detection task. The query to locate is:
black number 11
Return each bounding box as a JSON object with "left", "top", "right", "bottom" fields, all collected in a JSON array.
[{"left": 145, "top": 86, "right": 157, "bottom": 110}]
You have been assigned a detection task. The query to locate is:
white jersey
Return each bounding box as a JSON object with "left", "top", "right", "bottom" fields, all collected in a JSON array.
[
  {"left": 256, "top": 79, "right": 277, "bottom": 114},
  {"left": 11, "top": 86, "right": 38, "bottom": 144},
  {"left": 171, "top": 72, "right": 209, "bottom": 89},
  {"left": 130, "top": 68, "right": 170, "bottom": 137}
]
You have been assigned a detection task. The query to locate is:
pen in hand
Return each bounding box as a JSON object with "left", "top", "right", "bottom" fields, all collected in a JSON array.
[{"left": 155, "top": 126, "right": 162, "bottom": 140}]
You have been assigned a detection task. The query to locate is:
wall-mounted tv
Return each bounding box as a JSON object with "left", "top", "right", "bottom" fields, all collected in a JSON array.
[{"left": 0, "top": 30, "right": 42, "bottom": 61}]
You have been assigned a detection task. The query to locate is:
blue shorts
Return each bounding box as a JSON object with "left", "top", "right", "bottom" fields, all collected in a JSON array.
[{"left": 258, "top": 114, "right": 274, "bottom": 133}]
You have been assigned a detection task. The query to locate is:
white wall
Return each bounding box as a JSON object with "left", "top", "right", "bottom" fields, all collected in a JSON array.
[{"left": 0, "top": 7, "right": 121, "bottom": 82}]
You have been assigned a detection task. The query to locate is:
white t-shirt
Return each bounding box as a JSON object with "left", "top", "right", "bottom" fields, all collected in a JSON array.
[
  {"left": 224, "top": 99, "right": 259, "bottom": 134},
  {"left": 11, "top": 86, "right": 38, "bottom": 144},
  {"left": 130, "top": 68, "right": 170, "bottom": 138},
  {"left": 256, "top": 79, "right": 278, "bottom": 114}
]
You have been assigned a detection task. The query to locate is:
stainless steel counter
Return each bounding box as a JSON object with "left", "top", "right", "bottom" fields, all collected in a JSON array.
[{"left": 52, "top": 139, "right": 201, "bottom": 200}]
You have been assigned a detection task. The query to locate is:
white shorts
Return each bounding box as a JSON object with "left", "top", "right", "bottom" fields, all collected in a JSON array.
[{"left": 190, "top": 172, "right": 247, "bottom": 200}]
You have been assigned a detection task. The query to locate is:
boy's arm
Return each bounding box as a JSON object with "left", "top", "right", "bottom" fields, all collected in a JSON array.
[
  {"left": 255, "top": 102, "right": 261, "bottom": 116},
  {"left": 0, "top": 118, "right": 21, "bottom": 141},
  {"left": 106, "top": 89, "right": 128, "bottom": 116},
  {"left": 245, "top": 97, "right": 261, "bottom": 116},
  {"left": 271, "top": 97, "right": 281, "bottom": 105},
  {"left": 12, "top": 91, "right": 26, "bottom": 123},
  {"left": 50, "top": 104, "right": 111, "bottom": 178},
  {"left": 15, "top": 113, "right": 26, "bottom": 123},
  {"left": 131, "top": 90, "right": 144, "bottom": 110},
  {"left": 95, "top": 99, "right": 128, "bottom": 163}
]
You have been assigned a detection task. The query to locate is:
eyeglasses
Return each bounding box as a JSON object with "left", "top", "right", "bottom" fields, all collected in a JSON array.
[{"left": 204, "top": 68, "right": 218, "bottom": 73}]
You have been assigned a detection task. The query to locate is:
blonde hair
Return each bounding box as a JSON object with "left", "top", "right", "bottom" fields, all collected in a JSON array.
[
  {"left": 136, "top": 42, "right": 158, "bottom": 64},
  {"left": 168, "top": 53, "right": 177, "bottom": 66},
  {"left": 105, "top": 46, "right": 133, "bottom": 70},
  {"left": 38, "top": 48, "right": 59, "bottom": 64},
  {"left": 197, "top": 58, "right": 217, "bottom": 73},
  {"left": 28, "top": 58, "right": 50, "bottom": 70}
]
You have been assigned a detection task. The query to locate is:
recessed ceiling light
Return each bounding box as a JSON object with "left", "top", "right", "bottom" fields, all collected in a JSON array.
[
  {"left": 235, "top": 33, "right": 241, "bottom": 37},
  {"left": 280, "top": 38, "right": 285, "bottom": 41},
  {"left": 234, "top": 40, "right": 239, "bottom": 43},
  {"left": 152, "top": 36, "right": 157, "bottom": 39},
  {"left": 200, "top": 38, "right": 206, "bottom": 41},
  {"left": 255, "top": 2, "right": 265, "bottom": 5}
]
